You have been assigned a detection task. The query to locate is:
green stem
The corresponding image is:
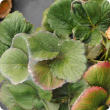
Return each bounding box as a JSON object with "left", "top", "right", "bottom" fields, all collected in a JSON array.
[
  {"left": 99, "top": 53, "right": 106, "bottom": 61},
  {"left": 67, "top": 84, "right": 70, "bottom": 110},
  {"left": 42, "top": 100, "right": 49, "bottom": 110},
  {"left": 105, "top": 49, "right": 109, "bottom": 61},
  {"left": 100, "top": 31, "right": 107, "bottom": 38},
  {"left": 89, "top": 59, "right": 102, "bottom": 63},
  {"left": 88, "top": 17, "right": 95, "bottom": 29}
]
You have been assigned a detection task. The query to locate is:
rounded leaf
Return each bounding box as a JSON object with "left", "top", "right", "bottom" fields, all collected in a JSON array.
[
  {"left": 50, "top": 40, "right": 87, "bottom": 82},
  {"left": 24, "top": 79, "right": 52, "bottom": 101},
  {"left": 33, "top": 98, "right": 44, "bottom": 109},
  {"left": 0, "top": 82, "right": 15, "bottom": 108},
  {"left": 8, "top": 83, "right": 37, "bottom": 109},
  {"left": 0, "top": 48, "right": 29, "bottom": 84},
  {"left": 11, "top": 33, "right": 29, "bottom": 56},
  {"left": 29, "top": 59, "right": 65, "bottom": 90},
  {"left": 27, "top": 31, "right": 60, "bottom": 61}
]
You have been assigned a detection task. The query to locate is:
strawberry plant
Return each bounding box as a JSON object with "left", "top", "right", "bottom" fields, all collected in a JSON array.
[{"left": 1, "top": 0, "right": 110, "bottom": 110}]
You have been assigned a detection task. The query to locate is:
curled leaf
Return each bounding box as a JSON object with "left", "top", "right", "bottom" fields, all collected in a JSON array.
[
  {"left": 83, "top": 61, "right": 110, "bottom": 93},
  {"left": 71, "top": 87, "right": 108, "bottom": 110}
]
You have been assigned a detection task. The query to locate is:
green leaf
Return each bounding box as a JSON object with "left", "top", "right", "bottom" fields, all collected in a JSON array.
[
  {"left": 0, "top": 41, "right": 9, "bottom": 57},
  {"left": 35, "top": 27, "right": 44, "bottom": 32},
  {"left": 105, "top": 40, "right": 110, "bottom": 50},
  {"left": 73, "top": 26, "right": 102, "bottom": 46},
  {"left": 11, "top": 33, "right": 29, "bottom": 55},
  {"left": 72, "top": 1, "right": 90, "bottom": 26},
  {"left": 83, "top": 28, "right": 102, "bottom": 46},
  {"left": 70, "top": 79, "right": 90, "bottom": 105},
  {"left": 0, "top": 48, "right": 29, "bottom": 84},
  {"left": 43, "top": 100, "right": 60, "bottom": 110},
  {"left": 58, "top": 102, "right": 68, "bottom": 110},
  {"left": 92, "top": 0, "right": 106, "bottom": 5},
  {"left": 73, "top": 25, "right": 92, "bottom": 41},
  {"left": 24, "top": 77, "right": 52, "bottom": 101},
  {"left": 52, "top": 79, "right": 89, "bottom": 105},
  {"left": 33, "top": 98, "right": 44, "bottom": 109},
  {"left": 106, "top": 95, "right": 110, "bottom": 106},
  {"left": 83, "top": 61, "right": 110, "bottom": 94},
  {"left": 28, "top": 59, "right": 65, "bottom": 90},
  {"left": 0, "top": 73, "right": 5, "bottom": 83},
  {"left": 97, "top": 105, "right": 109, "bottom": 110},
  {"left": 8, "top": 83, "right": 37, "bottom": 109},
  {"left": 85, "top": 43, "right": 103, "bottom": 60},
  {"left": 42, "top": 8, "right": 53, "bottom": 32},
  {"left": 0, "top": 11, "right": 34, "bottom": 47},
  {"left": 10, "top": 104, "right": 25, "bottom": 110},
  {"left": 71, "top": 87, "right": 108, "bottom": 110},
  {"left": 0, "top": 82, "right": 15, "bottom": 108},
  {"left": 50, "top": 40, "right": 87, "bottom": 82},
  {"left": 98, "top": 0, "right": 110, "bottom": 32},
  {"left": 27, "top": 31, "right": 60, "bottom": 61},
  {"left": 83, "top": 0, "right": 101, "bottom": 25},
  {"left": 47, "top": 0, "right": 78, "bottom": 36}
]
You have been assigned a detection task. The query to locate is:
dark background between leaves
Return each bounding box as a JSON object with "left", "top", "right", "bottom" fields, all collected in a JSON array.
[{"left": 0, "top": 0, "right": 54, "bottom": 109}]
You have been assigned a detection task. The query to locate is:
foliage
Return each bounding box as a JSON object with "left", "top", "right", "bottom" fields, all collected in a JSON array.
[{"left": 1, "top": 0, "right": 110, "bottom": 110}]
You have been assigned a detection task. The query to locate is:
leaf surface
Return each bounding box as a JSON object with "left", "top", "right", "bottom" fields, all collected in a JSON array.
[
  {"left": 85, "top": 43, "right": 103, "bottom": 60},
  {"left": 52, "top": 79, "right": 89, "bottom": 106},
  {"left": 83, "top": 28, "right": 102, "bottom": 46},
  {"left": 50, "top": 40, "right": 87, "bottom": 82},
  {"left": 47, "top": 0, "right": 78, "bottom": 36},
  {"left": 0, "top": 82, "right": 15, "bottom": 108},
  {"left": 0, "top": 48, "right": 29, "bottom": 84},
  {"left": 8, "top": 83, "right": 37, "bottom": 109},
  {"left": 43, "top": 100, "right": 60, "bottom": 110},
  {"left": 27, "top": 31, "right": 60, "bottom": 61},
  {"left": 0, "top": 11, "right": 34, "bottom": 47},
  {"left": 72, "top": 1, "right": 90, "bottom": 25},
  {"left": 83, "top": 61, "right": 110, "bottom": 94},
  {"left": 58, "top": 102, "right": 68, "bottom": 110},
  {"left": 24, "top": 76, "right": 52, "bottom": 101},
  {"left": 98, "top": 0, "right": 110, "bottom": 32},
  {"left": 10, "top": 104, "right": 25, "bottom": 110},
  {"left": 11, "top": 33, "right": 29, "bottom": 56},
  {"left": 71, "top": 87, "right": 108, "bottom": 110},
  {"left": 28, "top": 59, "right": 65, "bottom": 90},
  {"left": 83, "top": 1, "right": 101, "bottom": 25},
  {"left": 73, "top": 25, "right": 92, "bottom": 41}
]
